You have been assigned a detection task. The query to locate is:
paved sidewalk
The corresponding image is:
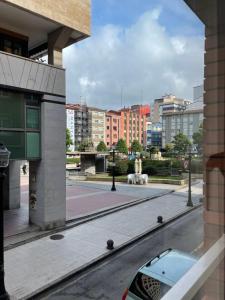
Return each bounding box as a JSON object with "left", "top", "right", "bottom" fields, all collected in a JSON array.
[{"left": 5, "top": 182, "right": 202, "bottom": 299}]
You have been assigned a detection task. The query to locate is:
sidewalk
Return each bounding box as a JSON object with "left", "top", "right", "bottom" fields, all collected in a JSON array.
[{"left": 5, "top": 182, "right": 202, "bottom": 299}]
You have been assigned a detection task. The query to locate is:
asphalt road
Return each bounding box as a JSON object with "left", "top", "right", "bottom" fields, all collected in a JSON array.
[{"left": 37, "top": 207, "right": 203, "bottom": 300}]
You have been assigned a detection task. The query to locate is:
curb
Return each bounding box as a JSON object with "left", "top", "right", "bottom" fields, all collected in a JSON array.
[{"left": 31, "top": 204, "right": 202, "bottom": 300}]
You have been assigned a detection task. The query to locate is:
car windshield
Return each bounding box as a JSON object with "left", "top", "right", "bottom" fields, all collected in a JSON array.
[{"left": 129, "top": 272, "right": 171, "bottom": 300}]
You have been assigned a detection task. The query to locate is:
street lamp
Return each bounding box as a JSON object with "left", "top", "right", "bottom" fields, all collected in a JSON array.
[
  {"left": 110, "top": 145, "right": 116, "bottom": 191},
  {"left": 0, "top": 143, "right": 10, "bottom": 299},
  {"left": 186, "top": 144, "right": 197, "bottom": 207}
]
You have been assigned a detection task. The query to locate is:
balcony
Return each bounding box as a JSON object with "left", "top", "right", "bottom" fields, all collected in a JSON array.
[{"left": 0, "top": 50, "right": 65, "bottom": 97}]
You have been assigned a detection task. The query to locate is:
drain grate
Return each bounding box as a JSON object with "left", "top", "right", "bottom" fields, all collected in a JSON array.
[{"left": 50, "top": 234, "right": 64, "bottom": 240}]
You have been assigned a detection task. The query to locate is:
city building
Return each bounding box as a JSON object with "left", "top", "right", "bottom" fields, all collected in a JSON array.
[
  {"left": 162, "top": 90, "right": 203, "bottom": 147},
  {"left": 151, "top": 94, "right": 191, "bottom": 124},
  {"left": 66, "top": 104, "right": 89, "bottom": 151},
  {"left": 146, "top": 122, "right": 162, "bottom": 148},
  {"left": 88, "top": 107, "right": 106, "bottom": 148},
  {"left": 105, "top": 110, "right": 121, "bottom": 148},
  {"left": 0, "top": 0, "right": 90, "bottom": 229},
  {"left": 120, "top": 104, "right": 150, "bottom": 148}
]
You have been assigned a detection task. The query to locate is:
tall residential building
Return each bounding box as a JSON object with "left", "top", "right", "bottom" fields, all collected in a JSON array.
[
  {"left": 120, "top": 104, "right": 150, "bottom": 148},
  {"left": 152, "top": 94, "right": 192, "bottom": 124},
  {"left": 162, "top": 100, "right": 203, "bottom": 147},
  {"left": 106, "top": 111, "right": 121, "bottom": 148},
  {"left": 0, "top": 0, "right": 90, "bottom": 229},
  {"left": 88, "top": 107, "right": 106, "bottom": 148},
  {"left": 66, "top": 104, "right": 89, "bottom": 151}
]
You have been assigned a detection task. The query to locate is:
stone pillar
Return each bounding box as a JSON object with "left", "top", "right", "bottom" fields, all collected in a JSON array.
[
  {"left": 29, "top": 101, "right": 66, "bottom": 230},
  {"left": 3, "top": 161, "right": 21, "bottom": 210},
  {"left": 48, "top": 27, "right": 73, "bottom": 67},
  {"left": 204, "top": 24, "right": 225, "bottom": 300}
]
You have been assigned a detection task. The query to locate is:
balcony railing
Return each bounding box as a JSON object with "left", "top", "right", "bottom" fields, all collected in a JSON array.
[{"left": 0, "top": 51, "right": 65, "bottom": 97}]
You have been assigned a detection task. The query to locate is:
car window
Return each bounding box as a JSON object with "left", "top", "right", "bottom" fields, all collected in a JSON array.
[{"left": 129, "top": 272, "right": 171, "bottom": 300}]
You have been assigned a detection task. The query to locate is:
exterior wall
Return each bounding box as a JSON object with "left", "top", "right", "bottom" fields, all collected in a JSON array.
[
  {"left": 66, "top": 109, "right": 75, "bottom": 152},
  {"left": 5, "top": 0, "right": 91, "bottom": 36},
  {"left": 80, "top": 154, "right": 96, "bottom": 175},
  {"left": 29, "top": 102, "right": 66, "bottom": 229},
  {"left": 88, "top": 109, "right": 106, "bottom": 148},
  {"left": 106, "top": 112, "right": 120, "bottom": 148},
  {"left": 0, "top": 51, "right": 65, "bottom": 97},
  {"left": 162, "top": 110, "right": 203, "bottom": 147},
  {"left": 120, "top": 105, "right": 149, "bottom": 148}
]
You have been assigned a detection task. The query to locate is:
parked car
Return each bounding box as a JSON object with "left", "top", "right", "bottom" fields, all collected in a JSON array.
[{"left": 122, "top": 248, "right": 197, "bottom": 300}]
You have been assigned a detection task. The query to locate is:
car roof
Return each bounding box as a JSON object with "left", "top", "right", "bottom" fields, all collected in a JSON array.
[{"left": 140, "top": 249, "right": 196, "bottom": 287}]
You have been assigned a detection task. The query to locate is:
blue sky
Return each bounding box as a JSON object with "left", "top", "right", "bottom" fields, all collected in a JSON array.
[{"left": 63, "top": 0, "right": 204, "bottom": 109}]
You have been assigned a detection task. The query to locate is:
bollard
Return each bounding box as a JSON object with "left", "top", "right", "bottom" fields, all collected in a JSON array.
[
  {"left": 157, "top": 216, "right": 163, "bottom": 223},
  {"left": 106, "top": 239, "right": 114, "bottom": 250}
]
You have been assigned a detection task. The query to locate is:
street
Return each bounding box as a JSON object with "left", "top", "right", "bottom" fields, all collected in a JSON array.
[{"left": 37, "top": 207, "right": 203, "bottom": 300}]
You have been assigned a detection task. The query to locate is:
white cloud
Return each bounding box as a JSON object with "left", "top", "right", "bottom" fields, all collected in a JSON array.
[{"left": 63, "top": 9, "right": 204, "bottom": 109}]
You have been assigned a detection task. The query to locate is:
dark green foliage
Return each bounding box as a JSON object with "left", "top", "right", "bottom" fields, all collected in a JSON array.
[
  {"left": 66, "top": 128, "right": 73, "bottom": 151},
  {"left": 131, "top": 140, "right": 143, "bottom": 153},
  {"left": 116, "top": 139, "right": 128, "bottom": 154},
  {"left": 66, "top": 157, "right": 80, "bottom": 164},
  {"left": 114, "top": 160, "right": 129, "bottom": 176},
  {"left": 96, "top": 141, "right": 107, "bottom": 152},
  {"left": 172, "top": 133, "right": 191, "bottom": 155}
]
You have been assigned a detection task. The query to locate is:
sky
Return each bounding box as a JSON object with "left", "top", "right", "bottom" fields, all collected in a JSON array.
[{"left": 63, "top": 0, "right": 204, "bottom": 110}]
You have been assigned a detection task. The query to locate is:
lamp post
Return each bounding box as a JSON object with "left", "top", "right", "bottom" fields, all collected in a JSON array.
[
  {"left": 0, "top": 143, "right": 10, "bottom": 299},
  {"left": 110, "top": 146, "right": 116, "bottom": 191},
  {"left": 186, "top": 145, "right": 197, "bottom": 207}
]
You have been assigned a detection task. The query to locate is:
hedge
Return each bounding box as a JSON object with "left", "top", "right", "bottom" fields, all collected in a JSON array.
[{"left": 66, "top": 157, "right": 80, "bottom": 164}]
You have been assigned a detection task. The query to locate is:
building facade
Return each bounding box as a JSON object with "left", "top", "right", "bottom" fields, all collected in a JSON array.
[
  {"left": 0, "top": 0, "right": 90, "bottom": 229},
  {"left": 105, "top": 110, "right": 121, "bottom": 148},
  {"left": 88, "top": 107, "right": 106, "bottom": 148},
  {"left": 146, "top": 122, "right": 162, "bottom": 148},
  {"left": 152, "top": 94, "right": 191, "bottom": 124},
  {"left": 162, "top": 101, "right": 203, "bottom": 147},
  {"left": 66, "top": 104, "right": 89, "bottom": 151},
  {"left": 120, "top": 104, "right": 150, "bottom": 148}
]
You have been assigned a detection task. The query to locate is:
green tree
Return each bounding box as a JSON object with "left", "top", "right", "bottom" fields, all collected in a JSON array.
[
  {"left": 131, "top": 139, "right": 143, "bottom": 153},
  {"left": 116, "top": 139, "right": 128, "bottom": 154},
  {"left": 192, "top": 125, "right": 203, "bottom": 154},
  {"left": 147, "top": 146, "right": 158, "bottom": 159},
  {"left": 66, "top": 128, "right": 73, "bottom": 152},
  {"left": 172, "top": 133, "right": 191, "bottom": 155},
  {"left": 77, "top": 139, "right": 94, "bottom": 152},
  {"left": 164, "top": 143, "right": 174, "bottom": 156},
  {"left": 96, "top": 141, "right": 107, "bottom": 152}
]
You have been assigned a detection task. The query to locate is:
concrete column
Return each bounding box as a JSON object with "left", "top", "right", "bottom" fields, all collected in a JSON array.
[
  {"left": 204, "top": 25, "right": 225, "bottom": 300},
  {"left": 29, "top": 101, "right": 66, "bottom": 230},
  {"left": 3, "top": 161, "right": 21, "bottom": 210}
]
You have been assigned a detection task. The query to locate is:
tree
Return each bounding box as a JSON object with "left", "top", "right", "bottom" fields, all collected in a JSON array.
[
  {"left": 147, "top": 146, "right": 158, "bottom": 159},
  {"left": 172, "top": 133, "right": 191, "bottom": 155},
  {"left": 96, "top": 141, "right": 107, "bottom": 152},
  {"left": 77, "top": 139, "right": 94, "bottom": 152},
  {"left": 192, "top": 125, "right": 203, "bottom": 154},
  {"left": 164, "top": 143, "right": 174, "bottom": 156},
  {"left": 66, "top": 128, "right": 73, "bottom": 152},
  {"left": 116, "top": 139, "right": 128, "bottom": 154},
  {"left": 131, "top": 139, "right": 143, "bottom": 153}
]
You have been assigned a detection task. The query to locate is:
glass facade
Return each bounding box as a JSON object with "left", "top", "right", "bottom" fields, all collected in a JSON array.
[{"left": 0, "top": 89, "right": 41, "bottom": 160}]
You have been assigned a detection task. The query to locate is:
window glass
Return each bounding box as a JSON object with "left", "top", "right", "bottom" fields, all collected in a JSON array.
[
  {"left": 0, "top": 131, "right": 25, "bottom": 159},
  {"left": 0, "top": 91, "right": 24, "bottom": 128},
  {"left": 26, "top": 132, "right": 40, "bottom": 159},
  {"left": 26, "top": 108, "right": 39, "bottom": 129}
]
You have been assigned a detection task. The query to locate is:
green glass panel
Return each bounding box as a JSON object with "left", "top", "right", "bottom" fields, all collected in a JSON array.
[
  {"left": 26, "top": 132, "right": 40, "bottom": 159},
  {"left": 0, "top": 90, "right": 24, "bottom": 128},
  {"left": 0, "top": 131, "right": 25, "bottom": 159},
  {"left": 26, "top": 108, "right": 39, "bottom": 129}
]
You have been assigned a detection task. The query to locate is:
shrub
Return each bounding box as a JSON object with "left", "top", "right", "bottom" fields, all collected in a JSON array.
[
  {"left": 114, "top": 160, "right": 129, "bottom": 176},
  {"left": 127, "top": 160, "right": 135, "bottom": 174},
  {"left": 66, "top": 157, "right": 80, "bottom": 164}
]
